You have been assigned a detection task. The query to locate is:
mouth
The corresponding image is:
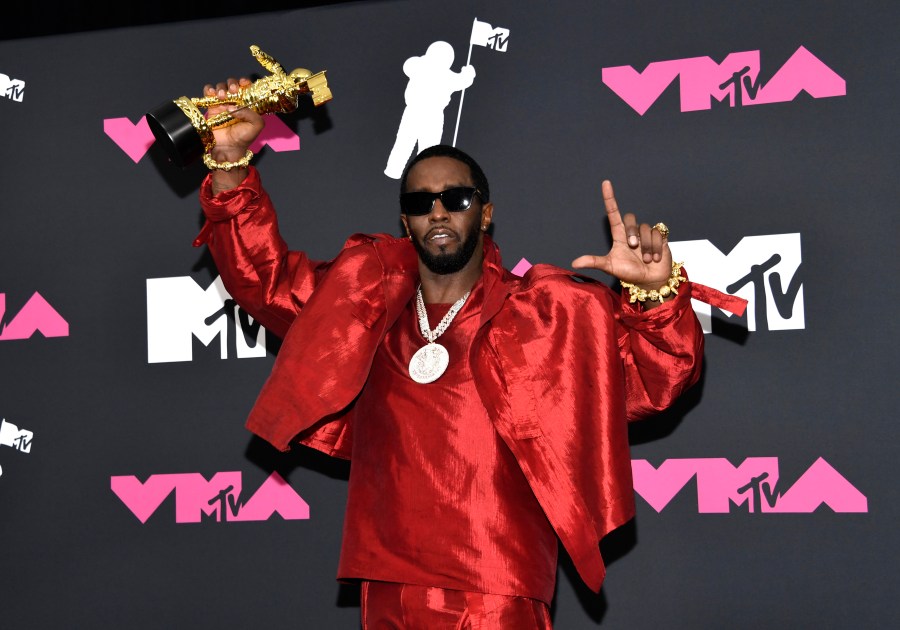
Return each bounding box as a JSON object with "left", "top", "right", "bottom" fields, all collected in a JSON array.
[{"left": 426, "top": 229, "right": 458, "bottom": 243}]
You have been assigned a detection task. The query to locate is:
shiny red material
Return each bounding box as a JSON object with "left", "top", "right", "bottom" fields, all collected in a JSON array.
[
  {"left": 341, "top": 290, "right": 558, "bottom": 603},
  {"left": 196, "top": 167, "right": 706, "bottom": 593},
  {"left": 361, "top": 581, "right": 552, "bottom": 630}
]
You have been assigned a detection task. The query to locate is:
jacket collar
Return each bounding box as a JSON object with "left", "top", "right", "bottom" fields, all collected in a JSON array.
[{"left": 371, "top": 233, "right": 513, "bottom": 327}]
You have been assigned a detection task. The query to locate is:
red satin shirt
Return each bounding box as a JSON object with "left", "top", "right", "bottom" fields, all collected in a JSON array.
[{"left": 338, "top": 281, "right": 558, "bottom": 603}]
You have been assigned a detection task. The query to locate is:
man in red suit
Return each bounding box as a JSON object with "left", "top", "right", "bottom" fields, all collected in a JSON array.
[{"left": 192, "top": 78, "right": 711, "bottom": 629}]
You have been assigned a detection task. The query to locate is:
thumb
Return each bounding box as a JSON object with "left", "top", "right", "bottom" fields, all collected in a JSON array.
[
  {"left": 228, "top": 106, "right": 262, "bottom": 124},
  {"left": 571, "top": 254, "right": 612, "bottom": 273}
]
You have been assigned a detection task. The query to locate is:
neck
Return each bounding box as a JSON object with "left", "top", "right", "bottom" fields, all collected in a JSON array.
[{"left": 418, "top": 249, "right": 484, "bottom": 304}]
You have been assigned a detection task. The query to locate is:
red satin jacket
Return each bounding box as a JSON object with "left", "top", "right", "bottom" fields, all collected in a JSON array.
[{"left": 194, "top": 167, "right": 706, "bottom": 593}]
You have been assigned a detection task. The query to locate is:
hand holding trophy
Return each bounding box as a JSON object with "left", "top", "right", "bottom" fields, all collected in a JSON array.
[{"left": 146, "top": 45, "right": 332, "bottom": 168}]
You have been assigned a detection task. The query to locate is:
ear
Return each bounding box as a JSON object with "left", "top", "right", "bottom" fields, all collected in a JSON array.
[
  {"left": 480, "top": 201, "right": 494, "bottom": 230},
  {"left": 400, "top": 214, "right": 410, "bottom": 237}
]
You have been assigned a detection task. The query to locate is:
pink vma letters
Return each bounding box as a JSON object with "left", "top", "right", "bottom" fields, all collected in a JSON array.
[
  {"left": 602, "top": 46, "right": 846, "bottom": 115},
  {"left": 0, "top": 292, "right": 69, "bottom": 340},
  {"left": 632, "top": 457, "right": 867, "bottom": 514},
  {"left": 111, "top": 471, "right": 310, "bottom": 523}
]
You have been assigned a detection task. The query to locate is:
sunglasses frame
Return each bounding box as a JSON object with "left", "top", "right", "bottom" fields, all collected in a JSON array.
[{"left": 400, "top": 187, "right": 483, "bottom": 216}]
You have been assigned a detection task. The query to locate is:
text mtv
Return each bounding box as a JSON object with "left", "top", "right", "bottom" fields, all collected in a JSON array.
[
  {"left": 1, "top": 73, "right": 25, "bottom": 102},
  {"left": 669, "top": 233, "right": 803, "bottom": 332},
  {"left": 0, "top": 418, "right": 34, "bottom": 453}
]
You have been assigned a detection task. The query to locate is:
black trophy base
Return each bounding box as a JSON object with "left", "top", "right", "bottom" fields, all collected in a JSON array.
[{"left": 145, "top": 100, "right": 205, "bottom": 169}]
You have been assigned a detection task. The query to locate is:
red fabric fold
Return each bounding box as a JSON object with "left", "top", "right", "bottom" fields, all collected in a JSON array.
[{"left": 692, "top": 281, "right": 749, "bottom": 316}]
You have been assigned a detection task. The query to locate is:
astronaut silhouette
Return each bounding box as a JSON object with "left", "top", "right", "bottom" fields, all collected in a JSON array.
[{"left": 384, "top": 41, "right": 476, "bottom": 178}]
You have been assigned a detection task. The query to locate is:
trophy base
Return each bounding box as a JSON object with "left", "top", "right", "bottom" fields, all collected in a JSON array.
[{"left": 146, "top": 100, "right": 206, "bottom": 169}]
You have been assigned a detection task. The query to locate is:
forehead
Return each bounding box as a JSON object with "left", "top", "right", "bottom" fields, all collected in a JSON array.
[{"left": 405, "top": 156, "right": 474, "bottom": 191}]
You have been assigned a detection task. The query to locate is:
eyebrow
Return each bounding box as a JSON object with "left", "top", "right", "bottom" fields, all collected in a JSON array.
[{"left": 405, "top": 183, "right": 474, "bottom": 193}]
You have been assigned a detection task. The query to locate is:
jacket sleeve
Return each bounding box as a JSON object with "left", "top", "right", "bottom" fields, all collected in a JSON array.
[
  {"left": 615, "top": 271, "right": 705, "bottom": 421},
  {"left": 192, "top": 167, "right": 331, "bottom": 339}
]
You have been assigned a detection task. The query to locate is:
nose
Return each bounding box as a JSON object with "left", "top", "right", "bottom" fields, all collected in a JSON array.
[{"left": 428, "top": 197, "right": 451, "bottom": 221}]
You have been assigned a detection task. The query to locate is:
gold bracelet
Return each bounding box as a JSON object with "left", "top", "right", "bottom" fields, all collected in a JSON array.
[
  {"left": 620, "top": 261, "right": 686, "bottom": 303},
  {"left": 202, "top": 149, "right": 253, "bottom": 172}
]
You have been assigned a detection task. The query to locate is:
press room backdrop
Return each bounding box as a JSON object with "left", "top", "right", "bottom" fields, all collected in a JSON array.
[{"left": 1, "top": 1, "right": 896, "bottom": 627}]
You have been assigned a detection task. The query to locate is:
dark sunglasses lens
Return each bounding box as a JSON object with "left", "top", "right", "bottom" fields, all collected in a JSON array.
[
  {"left": 400, "top": 192, "right": 435, "bottom": 216},
  {"left": 441, "top": 188, "right": 474, "bottom": 211},
  {"left": 400, "top": 188, "right": 478, "bottom": 215}
]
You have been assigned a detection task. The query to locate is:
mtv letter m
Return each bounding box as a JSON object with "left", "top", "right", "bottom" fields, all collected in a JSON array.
[{"left": 146, "top": 276, "right": 266, "bottom": 363}]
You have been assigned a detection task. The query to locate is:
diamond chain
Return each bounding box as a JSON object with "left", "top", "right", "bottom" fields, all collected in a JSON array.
[{"left": 415, "top": 286, "right": 471, "bottom": 343}]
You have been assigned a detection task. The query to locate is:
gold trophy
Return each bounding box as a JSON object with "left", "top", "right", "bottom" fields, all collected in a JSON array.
[{"left": 146, "top": 45, "right": 332, "bottom": 168}]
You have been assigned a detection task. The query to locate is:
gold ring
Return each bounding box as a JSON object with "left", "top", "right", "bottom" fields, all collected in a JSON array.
[{"left": 652, "top": 222, "right": 669, "bottom": 238}]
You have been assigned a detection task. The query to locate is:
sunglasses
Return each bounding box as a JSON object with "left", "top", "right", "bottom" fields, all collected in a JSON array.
[{"left": 399, "top": 187, "right": 482, "bottom": 216}]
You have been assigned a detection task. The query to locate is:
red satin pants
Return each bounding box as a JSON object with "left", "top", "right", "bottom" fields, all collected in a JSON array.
[{"left": 360, "top": 581, "right": 553, "bottom": 629}]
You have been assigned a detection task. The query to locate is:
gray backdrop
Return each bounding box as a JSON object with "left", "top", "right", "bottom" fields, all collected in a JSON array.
[{"left": 1, "top": 1, "right": 896, "bottom": 628}]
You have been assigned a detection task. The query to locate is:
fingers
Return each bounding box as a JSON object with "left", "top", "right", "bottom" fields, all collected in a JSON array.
[
  {"left": 204, "top": 77, "right": 249, "bottom": 98},
  {"left": 228, "top": 106, "right": 263, "bottom": 126},
  {"left": 602, "top": 180, "right": 625, "bottom": 242},
  {"left": 636, "top": 221, "right": 664, "bottom": 264},
  {"left": 604, "top": 180, "right": 668, "bottom": 261},
  {"left": 636, "top": 222, "right": 667, "bottom": 262},
  {"left": 218, "top": 78, "right": 239, "bottom": 98},
  {"left": 203, "top": 78, "right": 260, "bottom": 129},
  {"left": 622, "top": 212, "right": 639, "bottom": 248},
  {"left": 650, "top": 224, "right": 665, "bottom": 260}
]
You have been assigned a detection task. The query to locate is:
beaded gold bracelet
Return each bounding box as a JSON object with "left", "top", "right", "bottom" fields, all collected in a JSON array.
[
  {"left": 620, "top": 261, "right": 686, "bottom": 303},
  {"left": 202, "top": 149, "right": 254, "bottom": 172}
]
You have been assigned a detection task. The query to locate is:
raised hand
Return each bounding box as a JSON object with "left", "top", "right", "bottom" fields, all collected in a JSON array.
[
  {"left": 202, "top": 77, "right": 265, "bottom": 158},
  {"left": 571, "top": 180, "right": 673, "bottom": 291},
  {"left": 202, "top": 77, "right": 265, "bottom": 193}
]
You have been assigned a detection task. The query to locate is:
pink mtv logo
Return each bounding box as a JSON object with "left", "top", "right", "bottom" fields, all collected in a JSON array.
[
  {"left": 602, "top": 46, "right": 845, "bottom": 115},
  {"left": 104, "top": 115, "right": 301, "bottom": 163},
  {"left": 110, "top": 471, "right": 309, "bottom": 523},
  {"left": 632, "top": 457, "right": 867, "bottom": 514},
  {"left": 0, "top": 292, "right": 69, "bottom": 340}
]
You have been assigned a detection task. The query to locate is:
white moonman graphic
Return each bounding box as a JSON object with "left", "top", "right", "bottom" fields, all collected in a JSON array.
[{"left": 384, "top": 41, "right": 476, "bottom": 179}]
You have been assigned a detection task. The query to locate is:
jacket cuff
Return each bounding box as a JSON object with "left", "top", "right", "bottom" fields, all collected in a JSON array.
[
  {"left": 199, "top": 166, "right": 263, "bottom": 222},
  {"left": 617, "top": 268, "right": 695, "bottom": 329}
]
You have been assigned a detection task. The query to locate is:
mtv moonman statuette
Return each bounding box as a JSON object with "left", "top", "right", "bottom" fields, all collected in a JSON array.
[{"left": 146, "top": 45, "right": 332, "bottom": 168}]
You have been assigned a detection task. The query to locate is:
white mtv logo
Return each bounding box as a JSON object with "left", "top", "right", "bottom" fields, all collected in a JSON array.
[
  {"left": 0, "top": 418, "right": 33, "bottom": 453},
  {"left": 146, "top": 276, "right": 267, "bottom": 363},
  {"left": 669, "top": 233, "right": 804, "bottom": 332},
  {"left": 0, "top": 73, "right": 25, "bottom": 102}
]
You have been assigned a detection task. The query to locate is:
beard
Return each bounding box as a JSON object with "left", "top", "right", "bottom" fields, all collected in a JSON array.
[{"left": 411, "top": 220, "right": 482, "bottom": 275}]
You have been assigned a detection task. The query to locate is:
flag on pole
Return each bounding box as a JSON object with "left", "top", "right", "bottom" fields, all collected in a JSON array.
[
  {"left": 469, "top": 18, "right": 510, "bottom": 52},
  {"left": 453, "top": 18, "right": 511, "bottom": 146}
]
